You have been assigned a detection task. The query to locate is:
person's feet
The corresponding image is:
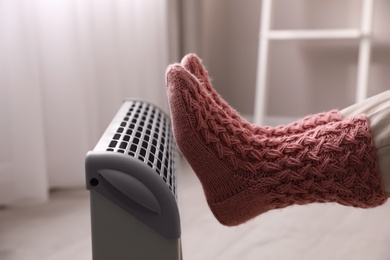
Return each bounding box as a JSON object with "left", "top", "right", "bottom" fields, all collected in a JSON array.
[{"left": 166, "top": 62, "right": 387, "bottom": 226}]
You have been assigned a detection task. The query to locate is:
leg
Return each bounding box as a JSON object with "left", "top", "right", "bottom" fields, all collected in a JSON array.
[
  {"left": 166, "top": 64, "right": 387, "bottom": 226},
  {"left": 341, "top": 90, "right": 390, "bottom": 119}
]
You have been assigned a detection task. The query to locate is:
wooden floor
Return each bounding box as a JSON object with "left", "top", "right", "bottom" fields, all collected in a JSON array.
[{"left": 1, "top": 159, "right": 390, "bottom": 260}]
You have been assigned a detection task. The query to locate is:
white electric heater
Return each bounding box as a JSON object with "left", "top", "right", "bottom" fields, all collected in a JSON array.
[{"left": 85, "top": 100, "right": 182, "bottom": 260}]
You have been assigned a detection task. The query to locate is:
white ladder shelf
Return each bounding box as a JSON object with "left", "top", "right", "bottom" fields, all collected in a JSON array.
[{"left": 254, "top": 0, "right": 375, "bottom": 124}]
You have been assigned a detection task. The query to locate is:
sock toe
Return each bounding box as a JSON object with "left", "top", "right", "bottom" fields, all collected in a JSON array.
[
  {"left": 165, "top": 63, "right": 204, "bottom": 146},
  {"left": 166, "top": 63, "right": 199, "bottom": 92},
  {"left": 181, "top": 53, "right": 208, "bottom": 81}
]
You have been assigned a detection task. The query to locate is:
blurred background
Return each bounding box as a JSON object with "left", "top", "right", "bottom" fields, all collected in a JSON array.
[{"left": 1, "top": 0, "right": 390, "bottom": 259}]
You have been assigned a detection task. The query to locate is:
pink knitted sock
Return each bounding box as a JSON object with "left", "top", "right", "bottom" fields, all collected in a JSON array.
[
  {"left": 181, "top": 53, "right": 343, "bottom": 137},
  {"left": 166, "top": 64, "right": 388, "bottom": 226}
]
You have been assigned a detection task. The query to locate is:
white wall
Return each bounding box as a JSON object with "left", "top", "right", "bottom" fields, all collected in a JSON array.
[{"left": 182, "top": 0, "right": 390, "bottom": 118}]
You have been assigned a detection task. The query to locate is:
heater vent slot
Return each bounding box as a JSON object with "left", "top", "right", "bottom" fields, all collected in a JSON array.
[{"left": 105, "top": 101, "right": 177, "bottom": 195}]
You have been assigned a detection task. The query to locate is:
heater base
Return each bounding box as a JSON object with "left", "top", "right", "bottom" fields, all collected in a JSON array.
[{"left": 90, "top": 191, "right": 182, "bottom": 260}]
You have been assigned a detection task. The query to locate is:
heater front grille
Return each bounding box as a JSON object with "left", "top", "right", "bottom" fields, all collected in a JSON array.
[{"left": 104, "top": 101, "right": 177, "bottom": 195}]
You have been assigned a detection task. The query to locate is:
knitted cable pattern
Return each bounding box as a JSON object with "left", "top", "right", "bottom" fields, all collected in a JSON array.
[
  {"left": 181, "top": 53, "right": 343, "bottom": 137},
  {"left": 166, "top": 64, "right": 387, "bottom": 226}
]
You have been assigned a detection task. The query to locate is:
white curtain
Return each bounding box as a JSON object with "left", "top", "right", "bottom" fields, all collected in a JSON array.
[{"left": 0, "top": 0, "right": 178, "bottom": 206}]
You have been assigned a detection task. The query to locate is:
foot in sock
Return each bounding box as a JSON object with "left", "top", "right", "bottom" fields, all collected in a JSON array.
[
  {"left": 181, "top": 53, "right": 343, "bottom": 136},
  {"left": 166, "top": 63, "right": 388, "bottom": 226}
]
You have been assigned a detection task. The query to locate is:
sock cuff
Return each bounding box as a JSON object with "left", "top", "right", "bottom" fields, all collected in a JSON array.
[{"left": 310, "top": 114, "right": 387, "bottom": 208}]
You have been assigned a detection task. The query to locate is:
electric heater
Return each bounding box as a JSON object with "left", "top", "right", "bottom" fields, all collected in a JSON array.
[{"left": 85, "top": 100, "right": 182, "bottom": 260}]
